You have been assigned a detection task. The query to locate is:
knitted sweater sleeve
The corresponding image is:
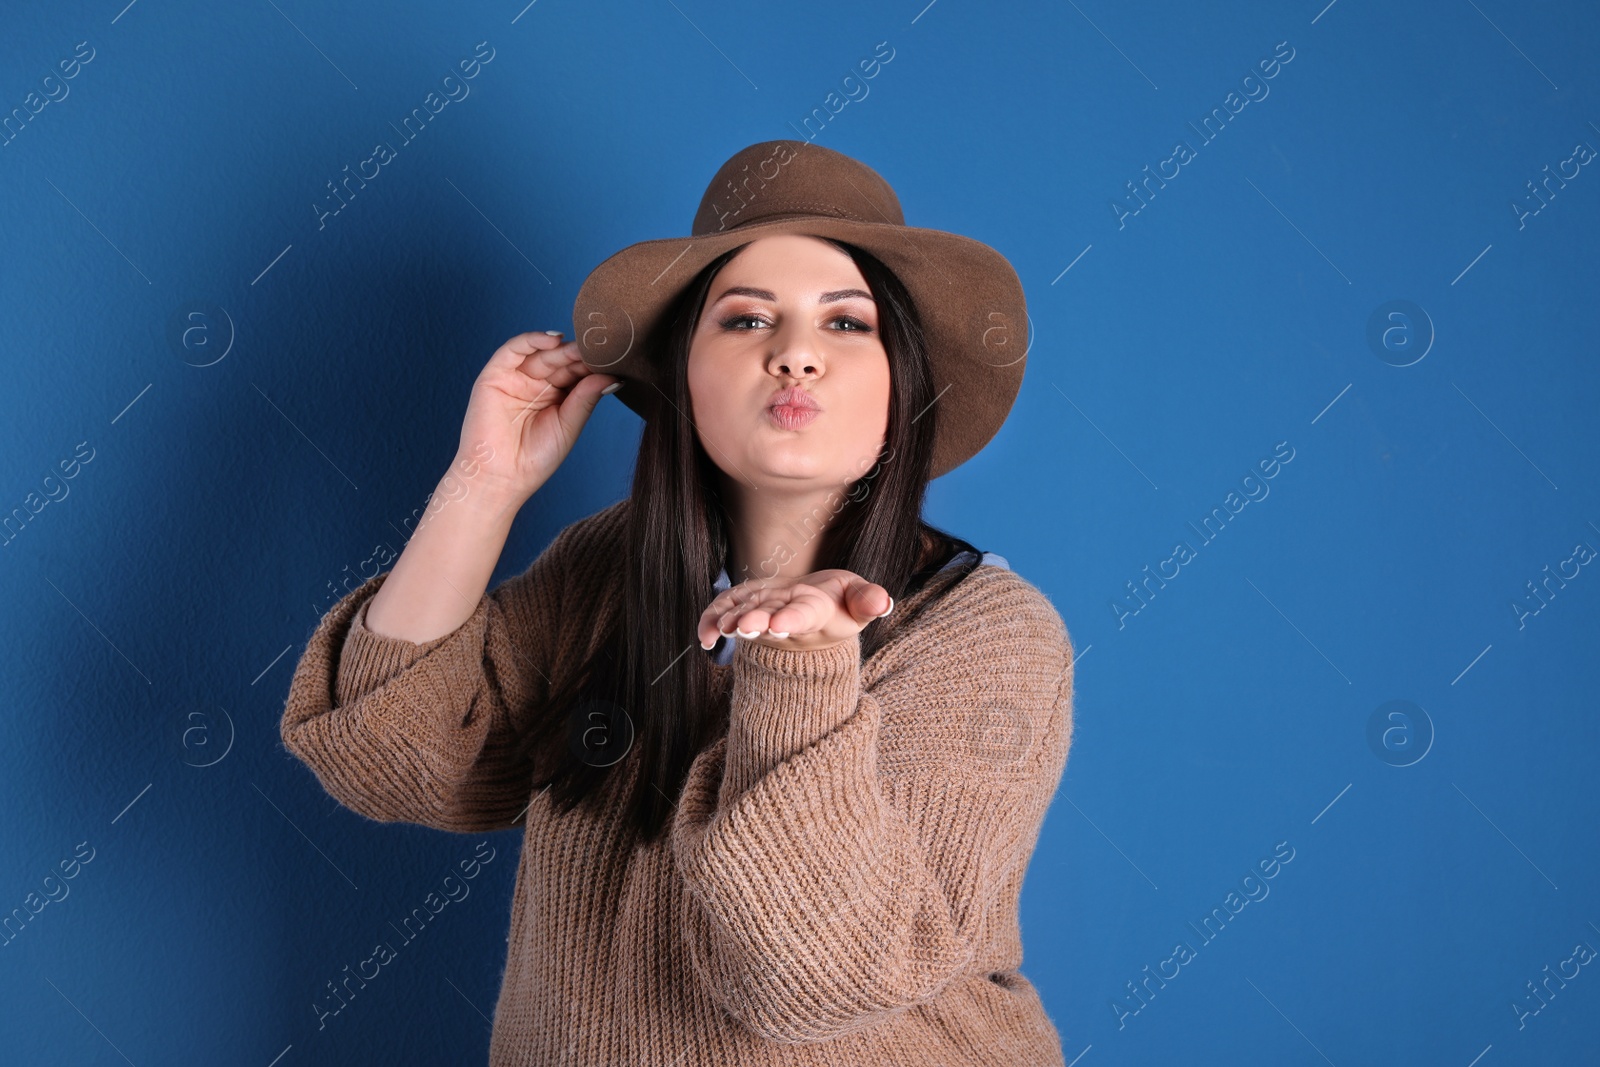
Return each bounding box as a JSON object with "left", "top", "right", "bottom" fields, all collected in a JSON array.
[
  {"left": 278, "top": 511, "right": 594, "bottom": 833},
  {"left": 669, "top": 576, "right": 1074, "bottom": 1045}
]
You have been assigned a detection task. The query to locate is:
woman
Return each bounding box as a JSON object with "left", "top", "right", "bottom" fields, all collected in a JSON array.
[{"left": 281, "top": 140, "right": 1075, "bottom": 1066}]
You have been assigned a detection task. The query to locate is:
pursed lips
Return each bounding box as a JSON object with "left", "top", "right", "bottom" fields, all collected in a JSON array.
[
  {"left": 766, "top": 386, "right": 821, "bottom": 429},
  {"left": 767, "top": 386, "right": 821, "bottom": 412}
]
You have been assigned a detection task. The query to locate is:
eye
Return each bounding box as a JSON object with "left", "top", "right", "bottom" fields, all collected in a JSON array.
[{"left": 717, "top": 312, "right": 874, "bottom": 332}]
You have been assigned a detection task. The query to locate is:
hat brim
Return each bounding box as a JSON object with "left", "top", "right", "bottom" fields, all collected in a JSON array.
[{"left": 572, "top": 215, "right": 1029, "bottom": 480}]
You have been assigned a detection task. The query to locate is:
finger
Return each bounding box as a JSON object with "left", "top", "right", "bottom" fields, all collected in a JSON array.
[
  {"left": 698, "top": 577, "right": 789, "bottom": 646},
  {"left": 698, "top": 592, "right": 749, "bottom": 648},
  {"left": 489, "top": 338, "right": 590, "bottom": 399},
  {"left": 699, "top": 608, "right": 755, "bottom": 649},
  {"left": 724, "top": 602, "right": 775, "bottom": 639},
  {"left": 724, "top": 590, "right": 805, "bottom": 639},
  {"left": 485, "top": 333, "right": 585, "bottom": 388},
  {"left": 489, "top": 330, "right": 568, "bottom": 372},
  {"left": 550, "top": 369, "right": 623, "bottom": 438},
  {"left": 512, "top": 339, "right": 594, "bottom": 389},
  {"left": 706, "top": 584, "right": 782, "bottom": 642},
  {"left": 701, "top": 580, "right": 772, "bottom": 625},
  {"left": 496, "top": 355, "right": 601, "bottom": 417},
  {"left": 750, "top": 585, "right": 827, "bottom": 637},
  {"left": 844, "top": 579, "right": 894, "bottom": 623}
]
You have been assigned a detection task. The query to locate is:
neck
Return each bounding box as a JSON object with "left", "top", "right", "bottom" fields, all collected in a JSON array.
[
  {"left": 719, "top": 476, "right": 853, "bottom": 585},
  {"left": 716, "top": 477, "right": 939, "bottom": 586}
]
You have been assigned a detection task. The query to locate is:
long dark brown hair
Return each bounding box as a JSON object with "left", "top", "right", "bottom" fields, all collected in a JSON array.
[{"left": 516, "top": 237, "right": 982, "bottom": 843}]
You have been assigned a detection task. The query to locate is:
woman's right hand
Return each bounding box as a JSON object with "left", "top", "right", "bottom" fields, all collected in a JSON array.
[{"left": 455, "top": 330, "right": 622, "bottom": 506}]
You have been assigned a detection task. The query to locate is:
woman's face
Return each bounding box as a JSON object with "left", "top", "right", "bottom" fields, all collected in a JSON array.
[{"left": 686, "top": 233, "right": 891, "bottom": 493}]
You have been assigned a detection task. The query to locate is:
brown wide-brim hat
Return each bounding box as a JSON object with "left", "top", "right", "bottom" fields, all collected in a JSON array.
[{"left": 571, "top": 139, "right": 1030, "bottom": 480}]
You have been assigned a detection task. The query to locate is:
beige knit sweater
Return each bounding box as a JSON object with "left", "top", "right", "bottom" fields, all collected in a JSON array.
[{"left": 280, "top": 498, "right": 1076, "bottom": 1066}]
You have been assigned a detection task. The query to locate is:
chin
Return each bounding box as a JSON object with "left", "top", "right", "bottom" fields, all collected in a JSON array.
[{"left": 749, "top": 454, "right": 832, "bottom": 483}]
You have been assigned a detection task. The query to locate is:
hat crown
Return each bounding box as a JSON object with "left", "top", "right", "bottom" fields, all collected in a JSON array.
[{"left": 690, "top": 140, "right": 905, "bottom": 237}]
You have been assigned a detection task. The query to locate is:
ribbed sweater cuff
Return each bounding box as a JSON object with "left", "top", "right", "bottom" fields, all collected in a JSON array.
[
  {"left": 323, "top": 581, "right": 505, "bottom": 783},
  {"left": 721, "top": 634, "right": 862, "bottom": 805},
  {"left": 335, "top": 598, "right": 461, "bottom": 708}
]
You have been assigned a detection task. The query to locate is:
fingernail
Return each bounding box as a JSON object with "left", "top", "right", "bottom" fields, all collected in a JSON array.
[
  {"left": 736, "top": 628, "right": 760, "bottom": 639},
  {"left": 876, "top": 596, "right": 894, "bottom": 618},
  {"left": 544, "top": 329, "right": 564, "bottom": 336},
  {"left": 769, "top": 631, "right": 789, "bottom": 638},
  {"left": 600, "top": 381, "right": 623, "bottom": 396}
]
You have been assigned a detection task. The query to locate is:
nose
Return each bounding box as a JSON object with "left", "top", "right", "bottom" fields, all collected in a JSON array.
[{"left": 765, "top": 324, "right": 823, "bottom": 380}]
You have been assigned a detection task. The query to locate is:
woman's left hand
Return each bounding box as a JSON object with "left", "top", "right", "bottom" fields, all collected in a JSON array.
[{"left": 697, "top": 570, "right": 895, "bottom": 653}]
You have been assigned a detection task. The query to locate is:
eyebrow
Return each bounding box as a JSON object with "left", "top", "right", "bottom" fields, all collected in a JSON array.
[{"left": 712, "top": 285, "right": 875, "bottom": 305}]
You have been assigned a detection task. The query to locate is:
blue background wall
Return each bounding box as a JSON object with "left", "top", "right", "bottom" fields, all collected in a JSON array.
[{"left": 2, "top": 0, "right": 1596, "bottom": 1063}]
